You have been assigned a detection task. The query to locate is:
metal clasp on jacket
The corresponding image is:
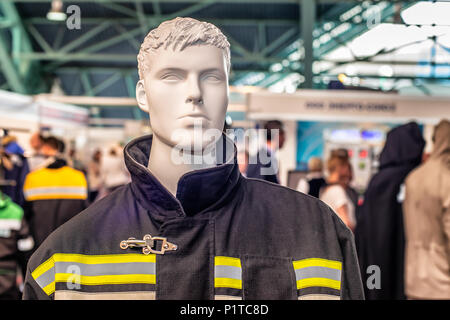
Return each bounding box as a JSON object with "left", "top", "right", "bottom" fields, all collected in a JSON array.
[{"left": 120, "top": 234, "right": 178, "bottom": 255}]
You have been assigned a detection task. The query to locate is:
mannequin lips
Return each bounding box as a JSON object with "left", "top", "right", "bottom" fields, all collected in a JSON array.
[
  {"left": 178, "top": 115, "right": 211, "bottom": 130},
  {"left": 178, "top": 113, "right": 210, "bottom": 120}
]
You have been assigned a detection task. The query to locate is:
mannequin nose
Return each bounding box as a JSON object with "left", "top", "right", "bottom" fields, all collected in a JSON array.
[{"left": 185, "top": 77, "right": 203, "bottom": 105}]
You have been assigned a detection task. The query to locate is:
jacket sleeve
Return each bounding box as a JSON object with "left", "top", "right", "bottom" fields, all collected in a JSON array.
[
  {"left": 334, "top": 212, "right": 365, "bottom": 300},
  {"left": 22, "top": 239, "right": 54, "bottom": 300},
  {"left": 22, "top": 264, "right": 52, "bottom": 300}
]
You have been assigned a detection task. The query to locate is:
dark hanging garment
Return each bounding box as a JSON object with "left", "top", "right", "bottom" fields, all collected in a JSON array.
[{"left": 355, "top": 122, "right": 425, "bottom": 300}]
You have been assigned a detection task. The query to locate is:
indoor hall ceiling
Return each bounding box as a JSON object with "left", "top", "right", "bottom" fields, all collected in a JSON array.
[
  {"left": 1, "top": 1, "right": 448, "bottom": 123},
  {"left": 0, "top": 1, "right": 352, "bottom": 97}
]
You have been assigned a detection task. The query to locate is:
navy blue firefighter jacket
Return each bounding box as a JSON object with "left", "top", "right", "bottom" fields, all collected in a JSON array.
[{"left": 23, "top": 134, "right": 364, "bottom": 300}]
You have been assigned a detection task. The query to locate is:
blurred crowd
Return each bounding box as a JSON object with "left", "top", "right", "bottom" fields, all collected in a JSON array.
[
  {"left": 237, "top": 119, "right": 450, "bottom": 300},
  {"left": 0, "top": 118, "right": 449, "bottom": 300},
  {"left": 0, "top": 131, "right": 130, "bottom": 299}
]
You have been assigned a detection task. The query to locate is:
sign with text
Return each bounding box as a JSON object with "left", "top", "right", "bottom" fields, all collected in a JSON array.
[{"left": 248, "top": 89, "right": 450, "bottom": 124}]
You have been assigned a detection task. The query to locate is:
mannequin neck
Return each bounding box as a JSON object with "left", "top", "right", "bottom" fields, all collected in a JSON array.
[{"left": 147, "top": 135, "right": 218, "bottom": 197}]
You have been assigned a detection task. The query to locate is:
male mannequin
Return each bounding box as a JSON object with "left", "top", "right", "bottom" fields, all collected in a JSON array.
[
  {"left": 135, "top": 28, "right": 230, "bottom": 196},
  {"left": 23, "top": 17, "right": 364, "bottom": 300}
]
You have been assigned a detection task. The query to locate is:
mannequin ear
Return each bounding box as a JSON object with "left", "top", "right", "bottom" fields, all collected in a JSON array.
[{"left": 136, "top": 80, "right": 149, "bottom": 113}]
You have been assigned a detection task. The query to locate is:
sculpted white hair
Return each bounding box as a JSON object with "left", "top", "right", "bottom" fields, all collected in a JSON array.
[{"left": 137, "top": 17, "right": 231, "bottom": 80}]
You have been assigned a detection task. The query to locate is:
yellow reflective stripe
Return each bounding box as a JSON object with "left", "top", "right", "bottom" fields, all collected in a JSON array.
[
  {"left": 55, "top": 273, "right": 156, "bottom": 285},
  {"left": 32, "top": 254, "right": 155, "bottom": 278},
  {"left": 296, "top": 278, "right": 341, "bottom": 290},
  {"left": 215, "top": 256, "right": 241, "bottom": 268},
  {"left": 31, "top": 256, "right": 55, "bottom": 280},
  {"left": 55, "top": 253, "right": 155, "bottom": 264},
  {"left": 52, "top": 253, "right": 156, "bottom": 264},
  {"left": 293, "top": 258, "right": 342, "bottom": 270},
  {"left": 43, "top": 281, "right": 56, "bottom": 296},
  {"left": 31, "top": 253, "right": 157, "bottom": 296},
  {"left": 214, "top": 256, "right": 242, "bottom": 291},
  {"left": 215, "top": 277, "right": 242, "bottom": 290}
]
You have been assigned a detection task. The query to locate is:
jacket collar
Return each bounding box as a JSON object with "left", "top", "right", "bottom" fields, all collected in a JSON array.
[
  {"left": 124, "top": 134, "right": 241, "bottom": 221},
  {"left": 36, "top": 156, "right": 67, "bottom": 170}
]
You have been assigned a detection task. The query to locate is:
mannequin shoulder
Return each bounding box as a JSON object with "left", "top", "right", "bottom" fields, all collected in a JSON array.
[
  {"left": 36, "top": 185, "right": 133, "bottom": 244},
  {"left": 240, "top": 177, "right": 336, "bottom": 220},
  {"left": 234, "top": 178, "right": 352, "bottom": 248}
]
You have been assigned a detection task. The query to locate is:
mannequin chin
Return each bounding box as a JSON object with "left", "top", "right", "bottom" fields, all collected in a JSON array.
[{"left": 135, "top": 44, "right": 229, "bottom": 196}]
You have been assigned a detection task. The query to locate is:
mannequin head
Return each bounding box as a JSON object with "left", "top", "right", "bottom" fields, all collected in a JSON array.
[{"left": 136, "top": 17, "right": 231, "bottom": 153}]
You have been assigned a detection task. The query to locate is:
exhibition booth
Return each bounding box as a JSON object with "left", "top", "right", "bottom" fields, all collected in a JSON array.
[{"left": 1, "top": 87, "right": 449, "bottom": 191}]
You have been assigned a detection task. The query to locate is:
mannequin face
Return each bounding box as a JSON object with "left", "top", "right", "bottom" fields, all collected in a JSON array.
[{"left": 136, "top": 45, "right": 229, "bottom": 152}]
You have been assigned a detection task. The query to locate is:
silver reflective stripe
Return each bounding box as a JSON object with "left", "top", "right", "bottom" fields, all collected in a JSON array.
[
  {"left": 214, "top": 265, "right": 241, "bottom": 280},
  {"left": 54, "top": 262, "right": 155, "bottom": 276},
  {"left": 214, "top": 295, "right": 242, "bottom": 300},
  {"left": 35, "top": 266, "right": 55, "bottom": 290},
  {"left": 55, "top": 290, "right": 156, "bottom": 300},
  {"left": 299, "top": 294, "right": 340, "bottom": 300},
  {"left": 24, "top": 186, "right": 87, "bottom": 197},
  {"left": 295, "top": 266, "right": 341, "bottom": 282}
]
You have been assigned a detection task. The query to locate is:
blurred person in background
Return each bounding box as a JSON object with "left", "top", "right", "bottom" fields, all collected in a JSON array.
[
  {"left": 67, "top": 148, "right": 86, "bottom": 175},
  {"left": 2, "top": 134, "right": 24, "bottom": 156},
  {"left": 320, "top": 154, "right": 356, "bottom": 231},
  {"left": 355, "top": 122, "right": 425, "bottom": 300},
  {"left": 0, "top": 134, "right": 32, "bottom": 284},
  {"left": 402, "top": 119, "right": 450, "bottom": 300},
  {"left": 1, "top": 134, "right": 30, "bottom": 207},
  {"left": 23, "top": 136, "right": 88, "bottom": 250},
  {"left": 0, "top": 192, "right": 34, "bottom": 299},
  {"left": 87, "top": 149, "right": 102, "bottom": 204},
  {"left": 100, "top": 144, "right": 130, "bottom": 195},
  {"left": 27, "top": 132, "right": 46, "bottom": 171},
  {"left": 237, "top": 149, "right": 249, "bottom": 177},
  {"left": 331, "top": 148, "right": 358, "bottom": 208},
  {"left": 296, "top": 157, "right": 326, "bottom": 198},
  {"left": 55, "top": 138, "right": 65, "bottom": 155},
  {"left": 246, "top": 120, "right": 285, "bottom": 184},
  {"left": 344, "top": 162, "right": 358, "bottom": 208}
]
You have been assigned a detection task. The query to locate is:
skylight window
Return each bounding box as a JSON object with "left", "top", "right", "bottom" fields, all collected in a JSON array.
[
  {"left": 401, "top": 1, "right": 450, "bottom": 25},
  {"left": 324, "top": 24, "right": 450, "bottom": 62}
]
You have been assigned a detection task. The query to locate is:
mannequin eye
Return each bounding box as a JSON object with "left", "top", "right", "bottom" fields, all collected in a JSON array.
[
  {"left": 161, "top": 73, "right": 182, "bottom": 81},
  {"left": 202, "top": 73, "right": 223, "bottom": 82}
]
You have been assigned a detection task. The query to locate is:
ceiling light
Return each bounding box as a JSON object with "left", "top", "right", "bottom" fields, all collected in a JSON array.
[
  {"left": 47, "top": 0, "right": 67, "bottom": 21},
  {"left": 270, "top": 63, "right": 283, "bottom": 73}
]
